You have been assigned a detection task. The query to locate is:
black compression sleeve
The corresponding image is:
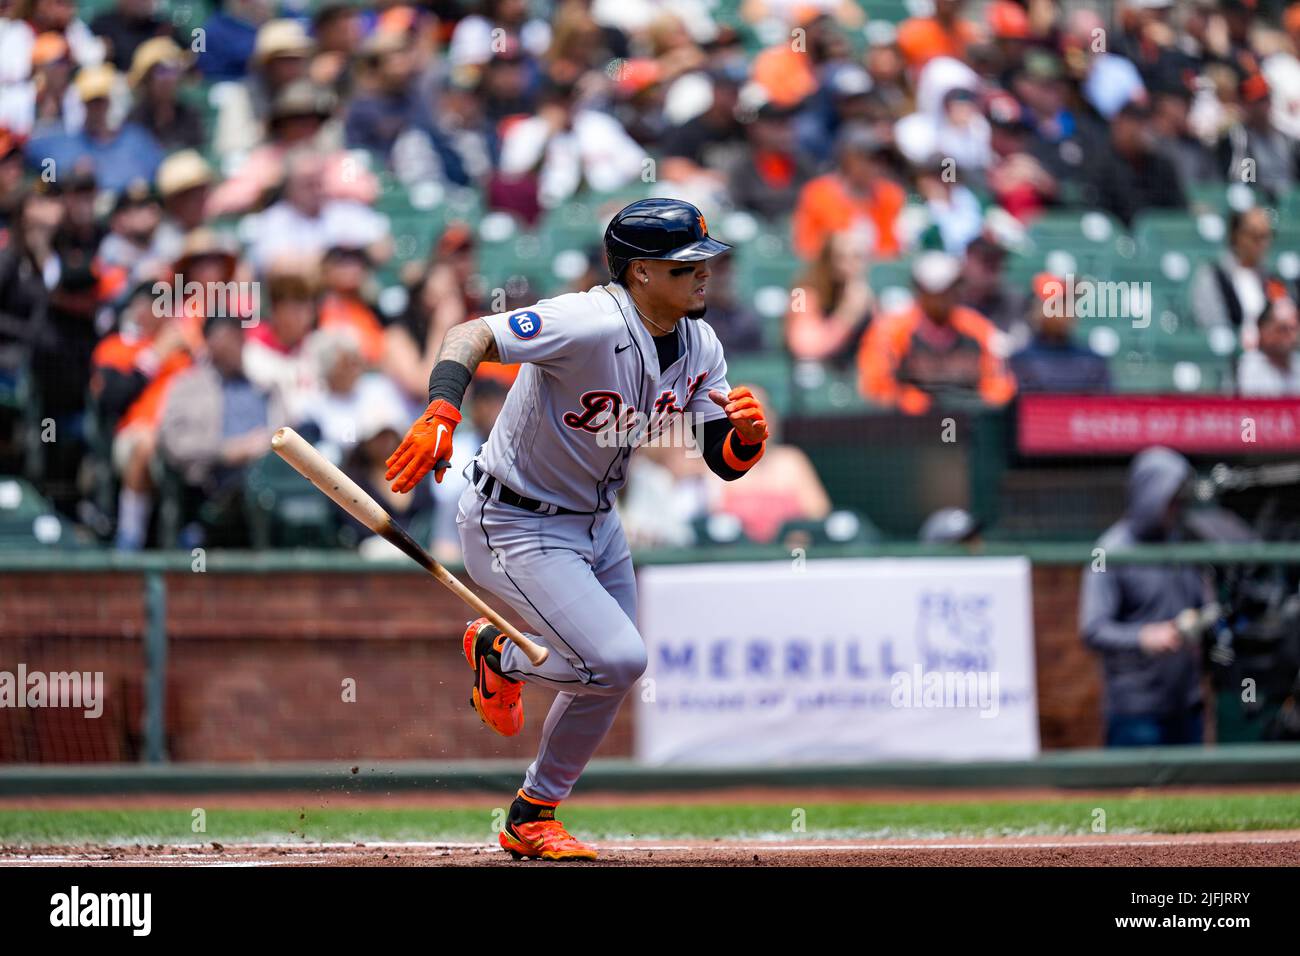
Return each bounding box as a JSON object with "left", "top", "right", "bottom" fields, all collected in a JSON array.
[
  {"left": 700, "top": 416, "right": 762, "bottom": 481},
  {"left": 427, "top": 359, "right": 473, "bottom": 408}
]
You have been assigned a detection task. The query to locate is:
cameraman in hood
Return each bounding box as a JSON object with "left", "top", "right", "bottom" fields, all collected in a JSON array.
[{"left": 1079, "top": 446, "right": 1212, "bottom": 746}]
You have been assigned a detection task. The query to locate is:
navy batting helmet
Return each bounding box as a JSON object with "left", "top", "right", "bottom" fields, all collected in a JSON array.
[{"left": 603, "top": 198, "right": 731, "bottom": 282}]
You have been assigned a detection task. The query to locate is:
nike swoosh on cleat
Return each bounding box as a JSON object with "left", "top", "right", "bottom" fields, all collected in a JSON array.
[{"left": 477, "top": 668, "right": 496, "bottom": 700}]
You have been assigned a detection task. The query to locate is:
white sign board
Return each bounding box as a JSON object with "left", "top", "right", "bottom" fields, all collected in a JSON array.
[{"left": 636, "top": 557, "right": 1039, "bottom": 765}]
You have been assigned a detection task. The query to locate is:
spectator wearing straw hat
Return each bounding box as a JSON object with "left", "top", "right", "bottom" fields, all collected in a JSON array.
[
  {"left": 27, "top": 63, "right": 163, "bottom": 192},
  {"left": 212, "top": 17, "right": 313, "bottom": 158},
  {"left": 150, "top": 149, "right": 216, "bottom": 263},
  {"left": 126, "top": 36, "right": 203, "bottom": 151},
  {"left": 208, "top": 79, "right": 377, "bottom": 217}
]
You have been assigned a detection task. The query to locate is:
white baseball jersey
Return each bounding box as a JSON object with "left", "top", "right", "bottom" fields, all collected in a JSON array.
[{"left": 476, "top": 282, "right": 731, "bottom": 513}]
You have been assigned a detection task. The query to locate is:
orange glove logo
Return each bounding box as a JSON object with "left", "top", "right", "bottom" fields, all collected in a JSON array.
[
  {"left": 708, "top": 385, "right": 769, "bottom": 445},
  {"left": 385, "top": 398, "right": 462, "bottom": 492}
]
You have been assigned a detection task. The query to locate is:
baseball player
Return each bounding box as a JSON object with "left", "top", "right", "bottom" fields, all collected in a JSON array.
[{"left": 384, "top": 198, "right": 769, "bottom": 860}]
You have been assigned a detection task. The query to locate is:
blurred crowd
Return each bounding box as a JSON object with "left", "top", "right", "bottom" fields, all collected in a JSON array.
[{"left": 0, "top": 0, "right": 1298, "bottom": 553}]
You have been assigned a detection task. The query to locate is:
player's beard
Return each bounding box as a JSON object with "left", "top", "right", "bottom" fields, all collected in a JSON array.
[{"left": 685, "top": 305, "right": 708, "bottom": 320}]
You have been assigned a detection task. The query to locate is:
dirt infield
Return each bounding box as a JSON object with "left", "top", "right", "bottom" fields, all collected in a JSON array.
[
  {"left": 5, "top": 787, "right": 1299, "bottom": 866},
  {"left": 5, "top": 831, "right": 1300, "bottom": 867}
]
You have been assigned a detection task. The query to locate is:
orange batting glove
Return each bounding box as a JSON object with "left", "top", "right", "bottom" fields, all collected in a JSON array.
[
  {"left": 385, "top": 399, "right": 461, "bottom": 492},
  {"left": 708, "top": 385, "right": 769, "bottom": 445}
]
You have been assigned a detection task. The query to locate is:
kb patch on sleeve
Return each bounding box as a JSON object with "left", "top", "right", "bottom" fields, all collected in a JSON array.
[{"left": 508, "top": 310, "right": 542, "bottom": 339}]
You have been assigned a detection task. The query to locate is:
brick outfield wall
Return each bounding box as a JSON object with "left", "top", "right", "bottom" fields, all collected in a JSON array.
[{"left": 0, "top": 567, "right": 1103, "bottom": 762}]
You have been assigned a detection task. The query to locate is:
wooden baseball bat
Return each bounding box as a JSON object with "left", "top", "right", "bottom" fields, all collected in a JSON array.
[{"left": 270, "top": 426, "right": 549, "bottom": 666}]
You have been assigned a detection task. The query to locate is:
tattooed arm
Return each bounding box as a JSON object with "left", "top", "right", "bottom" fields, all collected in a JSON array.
[
  {"left": 386, "top": 319, "right": 502, "bottom": 492},
  {"left": 425, "top": 319, "right": 498, "bottom": 407},
  {"left": 439, "top": 318, "right": 499, "bottom": 370}
]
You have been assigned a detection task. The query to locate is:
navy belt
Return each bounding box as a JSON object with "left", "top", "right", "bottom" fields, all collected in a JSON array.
[{"left": 472, "top": 463, "right": 582, "bottom": 516}]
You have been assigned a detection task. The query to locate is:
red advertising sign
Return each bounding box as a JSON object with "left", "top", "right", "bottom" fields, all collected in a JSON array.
[{"left": 1018, "top": 395, "right": 1300, "bottom": 454}]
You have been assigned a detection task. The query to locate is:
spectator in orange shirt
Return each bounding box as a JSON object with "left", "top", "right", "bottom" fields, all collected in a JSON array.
[
  {"left": 89, "top": 281, "right": 195, "bottom": 549},
  {"left": 318, "top": 242, "right": 385, "bottom": 366},
  {"left": 896, "top": 0, "right": 980, "bottom": 70},
  {"left": 750, "top": 14, "right": 821, "bottom": 109},
  {"left": 792, "top": 124, "right": 906, "bottom": 260},
  {"left": 858, "top": 250, "right": 1016, "bottom": 414}
]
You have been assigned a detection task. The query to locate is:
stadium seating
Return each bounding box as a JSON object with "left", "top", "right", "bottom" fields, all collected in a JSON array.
[
  {"left": 0, "top": 477, "right": 77, "bottom": 549},
  {"left": 243, "top": 450, "right": 340, "bottom": 548}
]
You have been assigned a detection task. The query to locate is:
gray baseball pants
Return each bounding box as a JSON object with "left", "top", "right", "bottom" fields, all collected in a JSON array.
[{"left": 456, "top": 484, "right": 645, "bottom": 803}]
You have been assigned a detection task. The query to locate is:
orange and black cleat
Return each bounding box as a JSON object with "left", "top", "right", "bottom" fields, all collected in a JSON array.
[
  {"left": 463, "top": 618, "right": 524, "bottom": 737},
  {"left": 499, "top": 791, "right": 598, "bottom": 861}
]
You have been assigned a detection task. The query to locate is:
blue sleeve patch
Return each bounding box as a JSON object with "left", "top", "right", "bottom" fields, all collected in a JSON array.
[{"left": 507, "top": 310, "right": 542, "bottom": 340}]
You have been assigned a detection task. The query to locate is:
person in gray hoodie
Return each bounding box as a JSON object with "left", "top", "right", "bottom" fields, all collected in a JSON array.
[{"left": 1079, "top": 446, "right": 1210, "bottom": 746}]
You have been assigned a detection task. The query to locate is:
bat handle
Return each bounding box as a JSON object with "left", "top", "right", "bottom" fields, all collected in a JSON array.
[{"left": 380, "top": 519, "right": 550, "bottom": 666}]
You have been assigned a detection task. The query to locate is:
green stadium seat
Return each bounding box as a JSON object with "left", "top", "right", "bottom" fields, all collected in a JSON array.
[
  {"left": 733, "top": 218, "right": 799, "bottom": 292},
  {"left": 868, "top": 260, "right": 913, "bottom": 297},
  {"left": 859, "top": 0, "right": 914, "bottom": 25},
  {"left": 1275, "top": 188, "right": 1300, "bottom": 224},
  {"left": 243, "top": 452, "right": 340, "bottom": 548},
  {"left": 0, "top": 477, "right": 77, "bottom": 549},
  {"left": 1144, "top": 324, "right": 1219, "bottom": 362},
  {"left": 1028, "top": 209, "right": 1124, "bottom": 248},
  {"left": 791, "top": 364, "right": 868, "bottom": 416},
  {"left": 1023, "top": 210, "right": 1125, "bottom": 279},
  {"left": 689, "top": 513, "right": 754, "bottom": 547},
  {"left": 541, "top": 199, "right": 606, "bottom": 253},
  {"left": 1272, "top": 222, "right": 1300, "bottom": 256},
  {"left": 1132, "top": 210, "right": 1226, "bottom": 266},
  {"left": 726, "top": 352, "right": 793, "bottom": 415},
  {"left": 1108, "top": 353, "right": 1231, "bottom": 394},
  {"left": 776, "top": 509, "right": 882, "bottom": 547},
  {"left": 1269, "top": 248, "right": 1300, "bottom": 283},
  {"left": 1186, "top": 183, "right": 1232, "bottom": 215}
]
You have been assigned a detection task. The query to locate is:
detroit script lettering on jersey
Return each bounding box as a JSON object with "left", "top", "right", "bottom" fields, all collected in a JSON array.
[{"left": 476, "top": 285, "right": 731, "bottom": 513}]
